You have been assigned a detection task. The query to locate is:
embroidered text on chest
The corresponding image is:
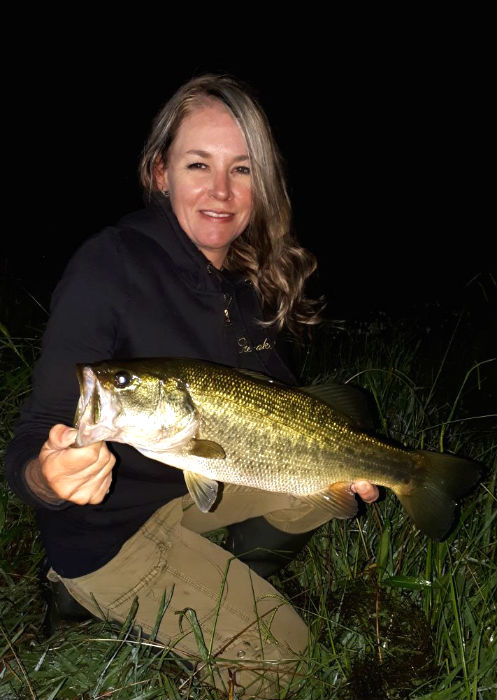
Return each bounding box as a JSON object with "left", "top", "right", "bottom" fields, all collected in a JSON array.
[{"left": 237, "top": 337, "right": 274, "bottom": 353}]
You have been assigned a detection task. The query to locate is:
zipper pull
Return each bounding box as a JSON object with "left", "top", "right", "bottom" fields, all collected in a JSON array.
[{"left": 223, "top": 293, "right": 232, "bottom": 326}]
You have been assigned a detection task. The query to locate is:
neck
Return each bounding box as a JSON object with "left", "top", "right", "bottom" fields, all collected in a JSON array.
[{"left": 202, "top": 248, "right": 228, "bottom": 270}]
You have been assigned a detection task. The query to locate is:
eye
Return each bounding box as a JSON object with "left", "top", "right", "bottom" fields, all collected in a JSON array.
[
  {"left": 235, "top": 165, "right": 250, "bottom": 175},
  {"left": 187, "top": 162, "right": 207, "bottom": 170},
  {"left": 114, "top": 370, "right": 132, "bottom": 388}
]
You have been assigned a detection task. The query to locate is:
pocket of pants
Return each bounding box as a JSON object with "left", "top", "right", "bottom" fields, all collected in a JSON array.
[
  {"left": 108, "top": 536, "right": 170, "bottom": 611},
  {"left": 60, "top": 501, "right": 184, "bottom": 613}
]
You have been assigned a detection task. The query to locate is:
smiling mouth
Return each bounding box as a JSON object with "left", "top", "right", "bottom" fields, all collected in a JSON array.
[{"left": 200, "top": 210, "right": 234, "bottom": 219}]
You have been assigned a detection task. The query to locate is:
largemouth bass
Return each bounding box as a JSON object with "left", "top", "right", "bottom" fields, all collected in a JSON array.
[{"left": 74, "top": 357, "right": 482, "bottom": 540}]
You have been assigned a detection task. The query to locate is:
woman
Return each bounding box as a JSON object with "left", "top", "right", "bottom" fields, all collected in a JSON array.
[{"left": 6, "top": 74, "right": 377, "bottom": 698}]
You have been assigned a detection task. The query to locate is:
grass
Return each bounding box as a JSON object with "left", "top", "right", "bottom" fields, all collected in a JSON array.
[{"left": 0, "top": 283, "right": 496, "bottom": 699}]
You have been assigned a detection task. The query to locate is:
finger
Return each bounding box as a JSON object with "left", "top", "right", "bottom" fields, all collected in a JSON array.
[
  {"left": 45, "top": 442, "right": 104, "bottom": 477},
  {"left": 78, "top": 451, "right": 115, "bottom": 502},
  {"left": 351, "top": 480, "right": 379, "bottom": 503},
  {"left": 96, "top": 442, "right": 116, "bottom": 470},
  {"left": 61, "top": 466, "right": 113, "bottom": 505},
  {"left": 63, "top": 448, "right": 115, "bottom": 496},
  {"left": 62, "top": 438, "right": 112, "bottom": 472},
  {"left": 47, "top": 424, "right": 79, "bottom": 450},
  {"left": 88, "top": 472, "right": 113, "bottom": 505}
]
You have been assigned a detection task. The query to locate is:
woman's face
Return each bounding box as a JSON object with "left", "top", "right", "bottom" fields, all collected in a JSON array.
[{"left": 158, "top": 101, "right": 252, "bottom": 269}]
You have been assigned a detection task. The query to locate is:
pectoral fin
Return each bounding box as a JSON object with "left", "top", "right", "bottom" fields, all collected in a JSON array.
[
  {"left": 302, "top": 482, "right": 359, "bottom": 519},
  {"left": 185, "top": 439, "right": 226, "bottom": 459},
  {"left": 184, "top": 471, "right": 219, "bottom": 512}
]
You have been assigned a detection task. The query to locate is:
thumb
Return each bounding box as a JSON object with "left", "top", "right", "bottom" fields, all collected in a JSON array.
[{"left": 48, "top": 424, "right": 79, "bottom": 450}]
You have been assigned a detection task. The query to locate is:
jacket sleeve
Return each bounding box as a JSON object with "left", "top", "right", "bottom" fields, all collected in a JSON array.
[{"left": 4, "top": 229, "right": 126, "bottom": 509}]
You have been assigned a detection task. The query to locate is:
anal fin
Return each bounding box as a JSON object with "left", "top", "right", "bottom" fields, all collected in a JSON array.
[{"left": 302, "top": 482, "right": 359, "bottom": 520}]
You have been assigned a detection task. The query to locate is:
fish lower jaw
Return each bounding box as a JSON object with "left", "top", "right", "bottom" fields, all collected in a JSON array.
[{"left": 75, "top": 421, "right": 116, "bottom": 446}]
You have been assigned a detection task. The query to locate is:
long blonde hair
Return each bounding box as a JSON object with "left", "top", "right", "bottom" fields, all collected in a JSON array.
[{"left": 139, "top": 74, "right": 324, "bottom": 337}]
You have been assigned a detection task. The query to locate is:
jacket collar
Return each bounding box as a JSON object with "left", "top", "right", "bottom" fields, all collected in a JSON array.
[{"left": 118, "top": 194, "right": 241, "bottom": 293}]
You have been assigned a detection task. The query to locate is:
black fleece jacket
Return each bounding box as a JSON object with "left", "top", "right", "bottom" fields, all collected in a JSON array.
[{"left": 5, "top": 197, "right": 298, "bottom": 577}]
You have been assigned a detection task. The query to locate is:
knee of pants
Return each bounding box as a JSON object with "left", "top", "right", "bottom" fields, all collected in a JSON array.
[
  {"left": 206, "top": 653, "right": 307, "bottom": 699},
  {"left": 197, "top": 617, "right": 308, "bottom": 700}
]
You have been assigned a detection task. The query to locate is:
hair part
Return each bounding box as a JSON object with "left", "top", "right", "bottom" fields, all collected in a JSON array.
[{"left": 139, "top": 74, "right": 324, "bottom": 338}]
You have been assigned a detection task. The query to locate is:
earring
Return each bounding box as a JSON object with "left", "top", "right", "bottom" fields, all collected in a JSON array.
[{"left": 162, "top": 189, "right": 170, "bottom": 198}]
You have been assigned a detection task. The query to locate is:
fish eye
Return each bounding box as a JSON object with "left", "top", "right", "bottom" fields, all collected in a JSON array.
[{"left": 114, "top": 370, "right": 132, "bottom": 388}]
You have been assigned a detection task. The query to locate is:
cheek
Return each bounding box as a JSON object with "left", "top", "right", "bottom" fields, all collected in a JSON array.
[
  {"left": 169, "top": 181, "right": 201, "bottom": 214},
  {"left": 242, "top": 188, "right": 253, "bottom": 218},
  {"left": 235, "top": 179, "right": 252, "bottom": 207}
]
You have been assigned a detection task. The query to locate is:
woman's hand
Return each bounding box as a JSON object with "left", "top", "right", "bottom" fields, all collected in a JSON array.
[
  {"left": 351, "top": 480, "right": 379, "bottom": 503},
  {"left": 25, "top": 424, "right": 116, "bottom": 505}
]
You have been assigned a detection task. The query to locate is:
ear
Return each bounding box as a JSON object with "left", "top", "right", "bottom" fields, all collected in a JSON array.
[{"left": 153, "top": 157, "right": 168, "bottom": 190}]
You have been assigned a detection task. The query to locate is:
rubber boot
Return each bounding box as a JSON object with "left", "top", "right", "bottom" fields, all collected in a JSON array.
[
  {"left": 39, "top": 556, "right": 94, "bottom": 635},
  {"left": 224, "top": 516, "right": 316, "bottom": 578}
]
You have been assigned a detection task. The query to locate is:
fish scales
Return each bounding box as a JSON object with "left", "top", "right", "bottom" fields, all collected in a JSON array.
[
  {"left": 77, "top": 357, "right": 419, "bottom": 492},
  {"left": 178, "top": 362, "right": 414, "bottom": 494},
  {"left": 74, "top": 357, "right": 482, "bottom": 539}
]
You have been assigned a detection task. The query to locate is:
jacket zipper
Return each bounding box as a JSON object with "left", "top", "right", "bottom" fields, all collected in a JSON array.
[{"left": 223, "top": 293, "right": 232, "bottom": 326}]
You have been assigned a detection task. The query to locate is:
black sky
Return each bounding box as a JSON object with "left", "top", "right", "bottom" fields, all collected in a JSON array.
[{"left": 3, "top": 33, "right": 493, "bottom": 323}]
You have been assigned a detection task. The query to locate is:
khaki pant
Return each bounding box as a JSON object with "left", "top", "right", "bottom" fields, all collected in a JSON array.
[{"left": 55, "top": 485, "right": 333, "bottom": 698}]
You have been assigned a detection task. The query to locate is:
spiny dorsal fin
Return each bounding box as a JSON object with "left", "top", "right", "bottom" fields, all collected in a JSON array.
[
  {"left": 235, "top": 368, "right": 286, "bottom": 386},
  {"left": 237, "top": 369, "right": 375, "bottom": 430},
  {"left": 184, "top": 471, "right": 219, "bottom": 512},
  {"left": 300, "top": 382, "right": 376, "bottom": 431}
]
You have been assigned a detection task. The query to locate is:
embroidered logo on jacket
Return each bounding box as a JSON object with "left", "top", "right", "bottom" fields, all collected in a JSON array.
[{"left": 237, "top": 337, "right": 273, "bottom": 353}]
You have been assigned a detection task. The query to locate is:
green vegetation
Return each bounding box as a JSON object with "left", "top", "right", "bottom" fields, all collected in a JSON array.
[{"left": 1, "top": 281, "right": 496, "bottom": 699}]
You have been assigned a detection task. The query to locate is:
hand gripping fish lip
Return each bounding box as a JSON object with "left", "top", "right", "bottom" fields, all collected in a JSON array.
[{"left": 74, "top": 364, "right": 199, "bottom": 450}]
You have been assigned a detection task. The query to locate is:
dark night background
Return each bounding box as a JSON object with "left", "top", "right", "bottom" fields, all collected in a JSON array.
[{"left": 1, "top": 28, "right": 495, "bottom": 354}]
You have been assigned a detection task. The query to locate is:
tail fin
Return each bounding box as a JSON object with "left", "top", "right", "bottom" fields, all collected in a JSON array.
[{"left": 393, "top": 451, "right": 482, "bottom": 540}]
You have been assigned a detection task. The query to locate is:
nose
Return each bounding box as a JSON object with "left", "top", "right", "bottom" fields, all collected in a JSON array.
[{"left": 209, "top": 169, "right": 232, "bottom": 200}]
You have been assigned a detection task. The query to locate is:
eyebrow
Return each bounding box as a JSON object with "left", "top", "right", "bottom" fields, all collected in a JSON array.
[{"left": 185, "top": 149, "right": 249, "bottom": 162}]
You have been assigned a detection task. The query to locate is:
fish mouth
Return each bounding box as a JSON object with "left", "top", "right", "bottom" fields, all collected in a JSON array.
[
  {"left": 74, "top": 364, "right": 200, "bottom": 451},
  {"left": 74, "top": 365, "right": 95, "bottom": 438},
  {"left": 75, "top": 360, "right": 93, "bottom": 397},
  {"left": 74, "top": 365, "right": 117, "bottom": 446}
]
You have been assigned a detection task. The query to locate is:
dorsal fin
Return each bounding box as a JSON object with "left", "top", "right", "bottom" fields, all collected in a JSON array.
[
  {"left": 237, "top": 368, "right": 375, "bottom": 431},
  {"left": 300, "top": 381, "right": 376, "bottom": 431}
]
